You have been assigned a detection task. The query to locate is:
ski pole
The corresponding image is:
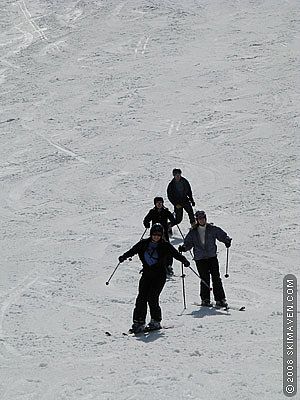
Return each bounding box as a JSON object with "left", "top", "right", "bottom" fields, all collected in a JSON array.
[
  {"left": 107, "top": 229, "right": 146, "bottom": 283},
  {"left": 140, "top": 228, "right": 148, "bottom": 241},
  {"left": 179, "top": 251, "right": 187, "bottom": 310},
  {"left": 188, "top": 265, "right": 212, "bottom": 291},
  {"left": 127, "top": 228, "right": 148, "bottom": 261},
  {"left": 224, "top": 247, "right": 229, "bottom": 278},
  {"left": 188, "top": 265, "right": 200, "bottom": 279},
  {"left": 105, "top": 262, "right": 121, "bottom": 286},
  {"left": 176, "top": 224, "right": 185, "bottom": 241},
  {"left": 177, "top": 224, "right": 196, "bottom": 259}
]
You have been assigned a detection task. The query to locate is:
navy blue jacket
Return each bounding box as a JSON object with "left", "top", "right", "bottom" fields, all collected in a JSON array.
[{"left": 121, "top": 238, "right": 188, "bottom": 275}]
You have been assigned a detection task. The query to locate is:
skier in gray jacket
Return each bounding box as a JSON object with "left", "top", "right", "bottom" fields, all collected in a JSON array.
[{"left": 179, "top": 210, "right": 232, "bottom": 307}]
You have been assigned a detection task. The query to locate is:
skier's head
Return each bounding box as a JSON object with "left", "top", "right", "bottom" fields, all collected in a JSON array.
[
  {"left": 172, "top": 168, "right": 182, "bottom": 181},
  {"left": 195, "top": 210, "right": 206, "bottom": 226},
  {"left": 154, "top": 196, "right": 164, "bottom": 208},
  {"left": 150, "top": 223, "right": 164, "bottom": 241}
]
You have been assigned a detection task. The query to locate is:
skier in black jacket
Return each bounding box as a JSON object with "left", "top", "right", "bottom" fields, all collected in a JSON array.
[
  {"left": 167, "top": 168, "right": 196, "bottom": 226},
  {"left": 143, "top": 197, "right": 177, "bottom": 276},
  {"left": 118, "top": 223, "right": 190, "bottom": 333},
  {"left": 143, "top": 197, "right": 176, "bottom": 242}
]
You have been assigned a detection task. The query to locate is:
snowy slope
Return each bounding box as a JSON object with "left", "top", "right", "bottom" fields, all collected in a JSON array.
[{"left": 0, "top": 0, "right": 299, "bottom": 399}]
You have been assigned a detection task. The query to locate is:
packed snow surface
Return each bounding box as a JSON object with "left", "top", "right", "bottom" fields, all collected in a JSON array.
[{"left": 0, "top": 0, "right": 299, "bottom": 399}]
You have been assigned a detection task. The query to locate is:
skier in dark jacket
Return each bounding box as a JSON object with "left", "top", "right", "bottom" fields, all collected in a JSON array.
[
  {"left": 143, "top": 197, "right": 177, "bottom": 276},
  {"left": 119, "top": 223, "right": 190, "bottom": 333},
  {"left": 179, "top": 210, "right": 232, "bottom": 308},
  {"left": 143, "top": 197, "right": 176, "bottom": 242},
  {"left": 167, "top": 168, "right": 196, "bottom": 226}
]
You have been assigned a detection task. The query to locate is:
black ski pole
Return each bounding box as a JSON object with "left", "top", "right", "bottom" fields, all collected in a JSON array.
[
  {"left": 128, "top": 228, "right": 148, "bottom": 261},
  {"left": 105, "top": 262, "right": 121, "bottom": 285},
  {"left": 224, "top": 247, "right": 229, "bottom": 278},
  {"left": 188, "top": 265, "right": 212, "bottom": 292},
  {"left": 188, "top": 265, "right": 200, "bottom": 279},
  {"left": 179, "top": 251, "right": 187, "bottom": 310},
  {"left": 176, "top": 224, "right": 185, "bottom": 241},
  {"left": 177, "top": 224, "right": 197, "bottom": 259},
  {"left": 140, "top": 228, "right": 148, "bottom": 241}
]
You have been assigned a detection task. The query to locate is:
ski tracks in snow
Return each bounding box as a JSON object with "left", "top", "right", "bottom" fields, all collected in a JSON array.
[
  {"left": 134, "top": 36, "right": 150, "bottom": 56},
  {"left": 17, "top": 0, "right": 48, "bottom": 42},
  {"left": 35, "top": 132, "right": 89, "bottom": 165},
  {"left": 167, "top": 119, "right": 181, "bottom": 136},
  {"left": 109, "top": 1, "right": 147, "bottom": 23},
  {"left": 0, "top": 274, "right": 39, "bottom": 358},
  {"left": 0, "top": 0, "right": 85, "bottom": 83}
]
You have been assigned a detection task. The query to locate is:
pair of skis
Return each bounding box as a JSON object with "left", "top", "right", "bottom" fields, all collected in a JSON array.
[
  {"left": 127, "top": 325, "right": 174, "bottom": 335},
  {"left": 105, "top": 304, "right": 246, "bottom": 337},
  {"left": 192, "top": 302, "right": 245, "bottom": 312},
  {"left": 105, "top": 325, "right": 174, "bottom": 337}
]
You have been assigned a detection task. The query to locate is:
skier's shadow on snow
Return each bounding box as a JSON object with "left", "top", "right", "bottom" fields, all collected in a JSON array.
[
  {"left": 134, "top": 331, "right": 165, "bottom": 342},
  {"left": 188, "top": 308, "right": 230, "bottom": 319}
]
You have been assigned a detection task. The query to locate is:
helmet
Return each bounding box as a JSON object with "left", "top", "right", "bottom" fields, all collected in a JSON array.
[
  {"left": 154, "top": 196, "right": 164, "bottom": 205},
  {"left": 150, "top": 223, "right": 164, "bottom": 236},
  {"left": 195, "top": 210, "right": 206, "bottom": 219},
  {"left": 172, "top": 168, "right": 182, "bottom": 176}
]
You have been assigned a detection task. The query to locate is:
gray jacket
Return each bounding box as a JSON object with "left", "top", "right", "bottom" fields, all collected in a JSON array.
[{"left": 184, "top": 223, "right": 231, "bottom": 260}]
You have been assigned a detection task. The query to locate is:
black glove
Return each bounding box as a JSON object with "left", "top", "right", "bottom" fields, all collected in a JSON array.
[
  {"left": 225, "top": 238, "right": 232, "bottom": 248},
  {"left": 191, "top": 200, "right": 195, "bottom": 207},
  {"left": 178, "top": 245, "right": 186, "bottom": 253},
  {"left": 144, "top": 222, "right": 150, "bottom": 228},
  {"left": 118, "top": 255, "right": 126, "bottom": 263},
  {"left": 183, "top": 259, "right": 190, "bottom": 268}
]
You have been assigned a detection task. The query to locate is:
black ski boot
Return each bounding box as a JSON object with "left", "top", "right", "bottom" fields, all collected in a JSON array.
[
  {"left": 201, "top": 299, "right": 212, "bottom": 307},
  {"left": 129, "top": 322, "right": 145, "bottom": 334},
  {"left": 215, "top": 299, "right": 228, "bottom": 308},
  {"left": 144, "top": 319, "right": 161, "bottom": 332}
]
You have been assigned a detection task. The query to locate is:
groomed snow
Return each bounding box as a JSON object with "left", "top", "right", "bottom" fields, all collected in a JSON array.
[{"left": 0, "top": 1, "right": 299, "bottom": 399}]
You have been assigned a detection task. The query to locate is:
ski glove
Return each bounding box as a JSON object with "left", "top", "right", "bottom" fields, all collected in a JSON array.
[
  {"left": 225, "top": 238, "right": 232, "bottom": 248},
  {"left": 178, "top": 245, "right": 186, "bottom": 253},
  {"left": 144, "top": 222, "right": 150, "bottom": 228},
  {"left": 118, "top": 255, "right": 126, "bottom": 263},
  {"left": 190, "top": 200, "right": 195, "bottom": 207},
  {"left": 183, "top": 260, "right": 190, "bottom": 268}
]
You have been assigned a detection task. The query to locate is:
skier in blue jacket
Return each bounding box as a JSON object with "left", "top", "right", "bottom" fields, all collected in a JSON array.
[{"left": 119, "top": 223, "right": 190, "bottom": 333}]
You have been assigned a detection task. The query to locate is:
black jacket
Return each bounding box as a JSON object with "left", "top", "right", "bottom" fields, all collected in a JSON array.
[
  {"left": 167, "top": 176, "right": 194, "bottom": 206},
  {"left": 121, "top": 238, "right": 188, "bottom": 275},
  {"left": 143, "top": 207, "right": 176, "bottom": 230}
]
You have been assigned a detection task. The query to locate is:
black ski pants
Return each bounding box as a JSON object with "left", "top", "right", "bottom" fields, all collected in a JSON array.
[
  {"left": 174, "top": 202, "right": 195, "bottom": 225},
  {"left": 133, "top": 272, "right": 166, "bottom": 324},
  {"left": 195, "top": 257, "right": 226, "bottom": 301}
]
